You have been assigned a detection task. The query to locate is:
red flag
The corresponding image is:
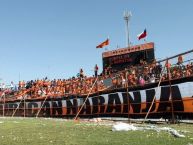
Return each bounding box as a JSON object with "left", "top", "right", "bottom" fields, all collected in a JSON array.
[
  {"left": 96, "top": 39, "right": 109, "bottom": 48},
  {"left": 137, "top": 29, "right": 147, "bottom": 40}
]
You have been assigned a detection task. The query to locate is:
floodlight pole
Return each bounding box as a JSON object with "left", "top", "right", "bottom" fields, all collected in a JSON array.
[{"left": 124, "top": 11, "right": 132, "bottom": 48}]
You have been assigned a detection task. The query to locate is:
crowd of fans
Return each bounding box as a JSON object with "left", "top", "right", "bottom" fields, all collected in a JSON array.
[{"left": 0, "top": 55, "right": 193, "bottom": 101}]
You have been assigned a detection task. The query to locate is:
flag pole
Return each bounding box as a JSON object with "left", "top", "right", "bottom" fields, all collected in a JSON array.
[
  {"left": 3, "top": 93, "right": 5, "bottom": 117},
  {"left": 24, "top": 95, "right": 25, "bottom": 118},
  {"left": 167, "top": 60, "right": 175, "bottom": 124},
  {"left": 105, "top": 36, "right": 110, "bottom": 51},
  {"left": 125, "top": 69, "right": 130, "bottom": 123}
]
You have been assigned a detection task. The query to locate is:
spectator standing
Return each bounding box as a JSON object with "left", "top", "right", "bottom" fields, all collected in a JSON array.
[
  {"left": 10, "top": 81, "right": 14, "bottom": 91},
  {"left": 94, "top": 64, "right": 99, "bottom": 77},
  {"left": 177, "top": 55, "right": 184, "bottom": 71},
  {"left": 166, "top": 60, "right": 171, "bottom": 69},
  {"left": 80, "top": 68, "right": 84, "bottom": 78},
  {"left": 177, "top": 55, "right": 183, "bottom": 65}
]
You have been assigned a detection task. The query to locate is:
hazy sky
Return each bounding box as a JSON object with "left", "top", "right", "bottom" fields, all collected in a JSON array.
[{"left": 0, "top": 0, "right": 193, "bottom": 84}]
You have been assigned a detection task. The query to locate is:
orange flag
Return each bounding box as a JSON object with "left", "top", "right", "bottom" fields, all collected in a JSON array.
[{"left": 96, "top": 39, "right": 109, "bottom": 48}]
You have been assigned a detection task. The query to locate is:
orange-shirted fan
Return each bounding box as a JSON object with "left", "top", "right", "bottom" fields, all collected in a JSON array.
[{"left": 165, "top": 60, "right": 171, "bottom": 68}]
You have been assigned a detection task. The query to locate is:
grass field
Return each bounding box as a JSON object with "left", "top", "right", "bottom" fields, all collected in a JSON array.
[{"left": 0, "top": 117, "right": 193, "bottom": 145}]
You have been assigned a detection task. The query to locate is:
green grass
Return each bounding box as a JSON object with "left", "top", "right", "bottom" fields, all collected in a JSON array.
[{"left": 0, "top": 117, "right": 193, "bottom": 145}]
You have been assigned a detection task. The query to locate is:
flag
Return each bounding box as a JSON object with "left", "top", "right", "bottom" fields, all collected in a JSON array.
[
  {"left": 137, "top": 29, "right": 147, "bottom": 40},
  {"left": 96, "top": 39, "right": 109, "bottom": 48}
]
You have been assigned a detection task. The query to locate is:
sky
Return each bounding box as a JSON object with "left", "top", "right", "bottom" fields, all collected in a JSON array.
[{"left": 0, "top": 0, "right": 193, "bottom": 84}]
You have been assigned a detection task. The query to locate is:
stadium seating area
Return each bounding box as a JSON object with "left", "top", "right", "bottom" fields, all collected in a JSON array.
[{"left": 0, "top": 58, "right": 193, "bottom": 101}]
